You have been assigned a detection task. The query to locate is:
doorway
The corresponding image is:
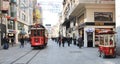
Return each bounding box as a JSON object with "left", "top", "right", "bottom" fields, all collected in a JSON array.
[{"left": 87, "top": 32, "right": 93, "bottom": 47}]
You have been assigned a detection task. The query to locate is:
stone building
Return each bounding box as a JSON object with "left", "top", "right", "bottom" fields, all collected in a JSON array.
[
  {"left": 62, "top": 0, "right": 115, "bottom": 47},
  {"left": 0, "top": 0, "right": 34, "bottom": 45}
]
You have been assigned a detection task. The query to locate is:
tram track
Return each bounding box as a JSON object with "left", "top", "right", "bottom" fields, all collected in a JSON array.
[
  {"left": 10, "top": 50, "right": 40, "bottom": 64},
  {"left": 26, "top": 50, "right": 40, "bottom": 64}
]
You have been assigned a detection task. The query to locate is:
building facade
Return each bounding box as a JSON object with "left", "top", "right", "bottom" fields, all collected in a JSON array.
[
  {"left": 14, "top": 0, "right": 34, "bottom": 43},
  {"left": 0, "top": 0, "right": 34, "bottom": 47},
  {"left": 62, "top": 0, "right": 115, "bottom": 47},
  {"left": 0, "top": 0, "right": 10, "bottom": 47}
]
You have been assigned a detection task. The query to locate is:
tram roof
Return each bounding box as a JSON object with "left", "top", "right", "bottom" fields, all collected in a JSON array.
[{"left": 30, "top": 24, "right": 45, "bottom": 28}]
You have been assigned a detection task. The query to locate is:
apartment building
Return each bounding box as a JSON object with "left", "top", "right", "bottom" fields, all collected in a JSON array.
[
  {"left": 0, "top": 0, "right": 34, "bottom": 46},
  {"left": 0, "top": 0, "right": 10, "bottom": 47},
  {"left": 62, "top": 0, "right": 115, "bottom": 47},
  {"left": 13, "top": 0, "right": 34, "bottom": 43}
]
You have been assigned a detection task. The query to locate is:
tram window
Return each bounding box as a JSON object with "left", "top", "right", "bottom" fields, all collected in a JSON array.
[
  {"left": 42, "top": 30, "right": 45, "bottom": 36},
  {"left": 34, "top": 30, "right": 37, "bottom": 36},
  {"left": 37, "top": 30, "right": 40, "bottom": 36},
  {"left": 110, "top": 39, "right": 113, "bottom": 45},
  {"left": 100, "top": 36, "right": 104, "bottom": 45},
  {"left": 105, "top": 35, "right": 108, "bottom": 45},
  {"left": 110, "top": 35, "right": 113, "bottom": 45}
]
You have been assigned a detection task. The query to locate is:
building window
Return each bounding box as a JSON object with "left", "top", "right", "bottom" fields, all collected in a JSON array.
[
  {"left": 22, "top": 14, "right": 26, "bottom": 21},
  {"left": 8, "top": 20, "right": 15, "bottom": 29},
  {"left": 94, "top": 12, "right": 113, "bottom": 21},
  {"left": 18, "top": 22, "right": 24, "bottom": 30}
]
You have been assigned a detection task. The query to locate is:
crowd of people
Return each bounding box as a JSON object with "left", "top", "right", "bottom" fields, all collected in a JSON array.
[
  {"left": 1, "top": 36, "right": 30, "bottom": 49},
  {"left": 51, "top": 36, "right": 84, "bottom": 48},
  {"left": 2, "top": 35, "right": 83, "bottom": 49}
]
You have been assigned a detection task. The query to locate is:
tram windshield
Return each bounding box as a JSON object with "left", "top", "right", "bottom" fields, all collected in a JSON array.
[{"left": 31, "top": 30, "right": 45, "bottom": 37}]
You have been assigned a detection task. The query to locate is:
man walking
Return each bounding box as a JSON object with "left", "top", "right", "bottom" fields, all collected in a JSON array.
[
  {"left": 77, "top": 36, "right": 83, "bottom": 48},
  {"left": 3, "top": 36, "right": 9, "bottom": 49},
  {"left": 67, "top": 36, "right": 71, "bottom": 47},
  {"left": 20, "top": 36, "right": 24, "bottom": 48},
  {"left": 58, "top": 36, "right": 62, "bottom": 47}
]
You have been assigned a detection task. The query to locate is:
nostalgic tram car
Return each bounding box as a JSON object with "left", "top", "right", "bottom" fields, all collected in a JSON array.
[
  {"left": 97, "top": 30, "right": 116, "bottom": 58},
  {"left": 30, "top": 24, "right": 48, "bottom": 48}
]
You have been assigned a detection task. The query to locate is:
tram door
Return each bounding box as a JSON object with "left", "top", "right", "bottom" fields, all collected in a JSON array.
[{"left": 87, "top": 32, "right": 93, "bottom": 47}]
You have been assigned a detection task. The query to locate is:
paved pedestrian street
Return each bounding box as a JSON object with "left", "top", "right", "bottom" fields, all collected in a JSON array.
[{"left": 0, "top": 39, "right": 120, "bottom": 64}]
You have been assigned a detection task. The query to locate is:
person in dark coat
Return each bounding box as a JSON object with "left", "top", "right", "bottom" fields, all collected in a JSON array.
[
  {"left": 3, "top": 36, "right": 9, "bottom": 49},
  {"left": 62, "top": 37, "right": 65, "bottom": 47},
  {"left": 73, "top": 37, "right": 76, "bottom": 45},
  {"left": 67, "top": 36, "right": 71, "bottom": 47},
  {"left": 77, "top": 36, "right": 83, "bottom": 48},
  {"left": 20, "top": 36, "right": 24, "bottom": 48},
  {"left": 58, "top": 36, "right": 62, "bottom": 47},
  {"left": 11, "top": 38, "right": 14, "bottom": 47}
]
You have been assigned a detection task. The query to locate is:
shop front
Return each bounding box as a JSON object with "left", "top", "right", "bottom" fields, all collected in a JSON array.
[
  {"left": 7, "top": 29, "right": 16, "bottom": 44},
  {"left": 80, "top": 22, "right": 115, "bottom": 47}
]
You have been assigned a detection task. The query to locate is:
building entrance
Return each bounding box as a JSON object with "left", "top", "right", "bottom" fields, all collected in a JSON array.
[{"left": 87, "top": 32, "right": 93, "bottom": 47}]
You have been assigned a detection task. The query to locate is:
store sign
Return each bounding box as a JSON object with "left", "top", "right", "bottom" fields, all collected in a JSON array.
[
  {"left": 1, "top": 1, "right": 9, "bottom": 11},
  {"left": 8, "top": 29, "right": 16, "bottom": 33},
  {"left": 86, "top": 28, "right": 94, "bottom": 32}
]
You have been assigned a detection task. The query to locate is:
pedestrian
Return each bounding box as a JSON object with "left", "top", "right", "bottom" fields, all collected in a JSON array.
[
  {"left": 73, "top": 37, "right": 76, "bottom": 45},
  {"left": 3, "top": 36, "right": 9, "bottom": 49},
  {"left": 77, "top": 36, "right": 83, "bottom": 48},
  {"left": 24, "top": 36, "right": 28, "bottom": 45},
  {"left": 58, "top": 36, "right": 62, "bottom": 47},
  {"left": 11, "top": 38, "right": 14, "bottom": 47},
  {"left": 67, "top": 36, "right": 71, "bottom": 47},
  {"left": 20, "top": 36, "right": 24, "bottom": 48},
  {"left": 62, "top": 37, "right": 65, "bottom": 47}
]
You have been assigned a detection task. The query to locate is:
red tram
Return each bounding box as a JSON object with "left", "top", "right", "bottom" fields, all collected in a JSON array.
[
  {"left": 30, "top": 24, "right": 48, "bottom": 48},
  {"left": 97, "top": 30, "right": 116, "bottom": 58}
]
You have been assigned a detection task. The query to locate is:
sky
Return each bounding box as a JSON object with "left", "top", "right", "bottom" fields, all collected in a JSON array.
[{"left": 37, "top": 0, "right": 63, "bottom": 26}]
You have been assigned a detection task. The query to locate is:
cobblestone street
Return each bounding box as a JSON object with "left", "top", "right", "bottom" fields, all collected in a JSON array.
[{"left": 0, "top": 39, "right": 120, "bottom": 64}]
